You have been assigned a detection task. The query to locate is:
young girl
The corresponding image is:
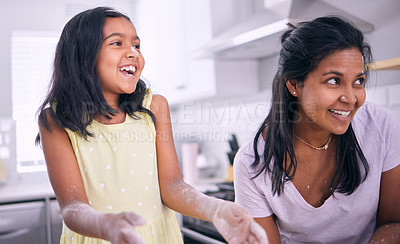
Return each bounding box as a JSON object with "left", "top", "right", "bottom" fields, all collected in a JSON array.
[
  {"left": 234, "top": 16, "right": 400, "bottom": 243},
  {"left": 36, "top": 7, "right": 267, "bottom": 244}
]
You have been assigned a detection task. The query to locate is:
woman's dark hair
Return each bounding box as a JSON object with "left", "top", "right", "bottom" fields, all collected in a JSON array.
[
  {"left": 36, "top": 6, "right": 154, "bottom": 143},
  {"left": 252, "top": 16, "right": 372, "bottom": 196}
]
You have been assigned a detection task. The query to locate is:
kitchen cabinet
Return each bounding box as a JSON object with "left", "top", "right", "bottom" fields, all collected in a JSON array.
[
  {"left": 134, "top": 0, "right": 259, "bottom": 105},
  {"left": 133, "top": 0, "right": 186, "bottom": 104},
  {"left": 178, "top": 0, "right": 259, "bottom": 104},
  {"left": 0, "top": 199, "right": 62, "bottom": 244},
  {"left": 0, "top": 173, "right": 62, "bottom": 244},
  {"left": 50, "top": 199, "right": 63, "bottom": 244},
  {"left": 0, "top": 201, "right": 46, "bottom": 244}
]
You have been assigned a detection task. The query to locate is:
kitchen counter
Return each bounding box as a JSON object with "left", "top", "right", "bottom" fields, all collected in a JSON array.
[{"left": 0, "top": 172, "right": 55, "bottom": 204}]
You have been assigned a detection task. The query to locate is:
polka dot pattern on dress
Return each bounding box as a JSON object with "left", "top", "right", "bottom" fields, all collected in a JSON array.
[{"left": 64, "top": 91, "right": 183, "bottom": 242}]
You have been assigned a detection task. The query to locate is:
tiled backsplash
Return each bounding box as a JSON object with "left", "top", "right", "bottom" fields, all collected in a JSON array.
[
  {"left": 366, "top": 83, "right": 400, "bottom": 118},
  {"left": 171, "top": 92, "right": 271, "bottom": 179},
  {"left": 171, "top": 83, "right": 400, "bottom": 180}
]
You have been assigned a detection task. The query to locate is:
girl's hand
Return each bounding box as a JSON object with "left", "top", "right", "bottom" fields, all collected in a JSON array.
[
  {"left": 100, "top": 212, "right": 146, "bottom": 244},
  {"left": 212, "top": 201, "right": 269, "bottom": 244}
]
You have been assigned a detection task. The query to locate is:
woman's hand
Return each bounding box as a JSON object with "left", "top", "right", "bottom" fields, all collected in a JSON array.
[
  {"left": 212, "top": 200, "right": 269, "bottom": 244},
  {"left": 100, "top": 212, "right": 147, "bottom": 244}
]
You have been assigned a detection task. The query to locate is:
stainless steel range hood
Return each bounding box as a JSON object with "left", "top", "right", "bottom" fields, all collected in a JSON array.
[{"left": 195, "top": 0, "right": 374, "bottom": 59}]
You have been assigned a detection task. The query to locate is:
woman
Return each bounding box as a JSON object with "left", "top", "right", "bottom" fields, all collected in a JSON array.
[{"left": 234, "top": 16, "right": 400, "bottom": 243}]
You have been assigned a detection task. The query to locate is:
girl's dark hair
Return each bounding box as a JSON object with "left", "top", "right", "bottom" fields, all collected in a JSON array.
[
  {"left": 252, "top": 16, "right": 372, "bottom": 196},
  {"left": 36, "top": 7, "right": 154, "bottom": 143}
]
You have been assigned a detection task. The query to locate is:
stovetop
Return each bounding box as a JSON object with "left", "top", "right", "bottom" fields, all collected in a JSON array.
[
  {"left": 204, "top": 182, "right": 234, "bottom": 201},
  {"left": 182, "top": 182, "right": 234, "bottom": 242}
]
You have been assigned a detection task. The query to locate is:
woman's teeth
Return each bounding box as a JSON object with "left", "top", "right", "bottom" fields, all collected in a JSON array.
[
  {"left": 119, "top": 65, "right": 136, "bottom": 74},
  {"left": 329, "top": 109, "right": 351, "bottom": 117}
]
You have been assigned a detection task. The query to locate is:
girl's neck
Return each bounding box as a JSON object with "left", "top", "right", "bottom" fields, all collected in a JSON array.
[
  {"left": 94, "top": 111, "right": 126, "bottom": 125},
  {"left": 94, "top": 96, "right": 126, "bottom": 124}
]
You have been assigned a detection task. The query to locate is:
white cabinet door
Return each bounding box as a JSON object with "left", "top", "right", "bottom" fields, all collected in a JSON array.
[
  {"left": 133, "top": 0, "right": 187, "bottom": 103},
  {"left": 0, "top": 201, "right": 47, "bottom": 244},
  {"left": 134, "top": 0, "right": 258, "bottom": 105},
  {"left": 178, "top": 0, "right": 216, "bottom": 103},
  {"left": 178, "top": 0, "right": 258, "bottom": 102}
]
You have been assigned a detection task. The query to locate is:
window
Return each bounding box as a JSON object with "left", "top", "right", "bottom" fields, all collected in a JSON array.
[{"left": 11, "top": 31, "right": 59, "bottom": 172}]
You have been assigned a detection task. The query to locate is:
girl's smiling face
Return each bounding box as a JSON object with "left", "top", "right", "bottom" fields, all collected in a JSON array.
[
  {"left": 96, "top": 17, "right": 145, "bottom": 105},
  {"left": 289, "top": 47, "right": 366, "bottom": 135}
]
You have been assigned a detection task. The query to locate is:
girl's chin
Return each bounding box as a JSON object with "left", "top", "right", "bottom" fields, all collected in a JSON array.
[{"left": 122, "top": 84, "right": 138, "bottom": 94}]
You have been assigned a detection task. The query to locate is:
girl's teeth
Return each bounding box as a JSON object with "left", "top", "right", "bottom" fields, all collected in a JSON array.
[
  {"left": 119, "top": 66, "right": 136, "bottom": 73},
  {"left": 128, "top": 66, "right": 136, "bottom": 72}
]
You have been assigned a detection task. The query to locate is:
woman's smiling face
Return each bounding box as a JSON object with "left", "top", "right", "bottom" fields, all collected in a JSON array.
[
  {"left": 291, "top": 47, "right": 366, "bottom": 135},
  {"left": 96, "top": 17, "right": 145, "bottom": 105}
]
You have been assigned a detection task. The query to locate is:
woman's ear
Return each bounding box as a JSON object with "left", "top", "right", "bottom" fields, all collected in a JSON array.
[{"left": 286, "top": 79, "right": 298, "bottom": 97}]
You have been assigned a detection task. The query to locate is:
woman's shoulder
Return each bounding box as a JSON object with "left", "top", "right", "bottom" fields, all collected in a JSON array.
[
  {"left": 358, "top": 102, "right": 392, "bottom": 115},
  {"left": 354, "top": 102, "right": 399, "bottom": 130},
  {"left": 352, "top": 102, "right": 400, "bottom": 154},
  {"left": 235, "top": 133, "right": 265, "bottom": 166}
]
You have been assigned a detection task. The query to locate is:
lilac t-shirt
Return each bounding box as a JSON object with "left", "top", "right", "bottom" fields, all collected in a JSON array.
[{"left": 234, "top": 102, "right": 400, "bottom": 244}]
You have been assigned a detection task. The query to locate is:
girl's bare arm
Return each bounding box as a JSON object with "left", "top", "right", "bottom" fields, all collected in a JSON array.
[
  {"left": 39, "top": 109, "right": 145, "bottom": 244},
  {"left": 151, "top": 95, "right": 268, "bottom": 244}
]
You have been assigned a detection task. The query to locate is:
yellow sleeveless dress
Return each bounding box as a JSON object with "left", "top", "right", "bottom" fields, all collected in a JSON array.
[{"left": 61, "top": 90, "right": 183, "bottom": 244}]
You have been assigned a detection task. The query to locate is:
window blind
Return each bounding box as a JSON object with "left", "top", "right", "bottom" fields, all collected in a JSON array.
[{"left": 11, "top": 31, "right": 59, "bottom": 172}]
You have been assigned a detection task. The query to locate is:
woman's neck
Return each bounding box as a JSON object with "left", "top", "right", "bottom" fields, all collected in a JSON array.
[{"left": 293, "top": 122, "right": 333, "bottom": 148}]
